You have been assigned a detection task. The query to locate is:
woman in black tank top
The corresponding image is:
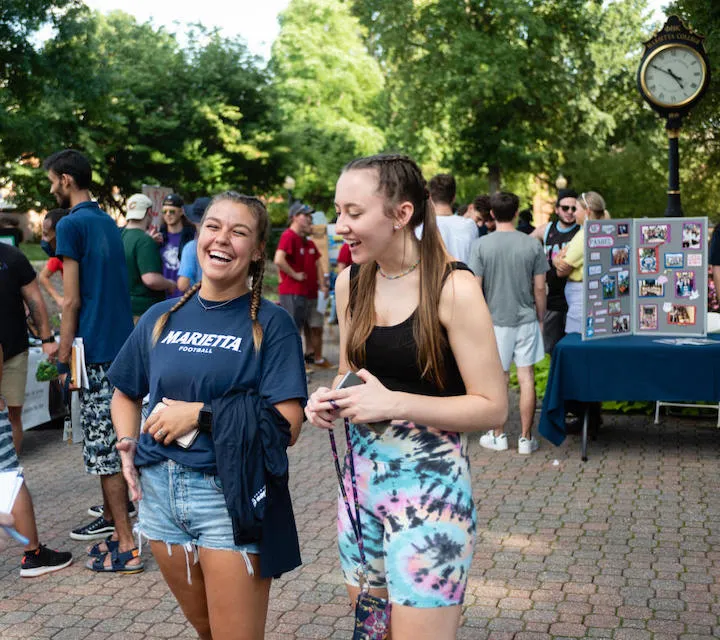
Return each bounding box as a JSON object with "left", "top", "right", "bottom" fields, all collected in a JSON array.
[{"left": 305, "top": 155, "right": 507, "bottom": 638}]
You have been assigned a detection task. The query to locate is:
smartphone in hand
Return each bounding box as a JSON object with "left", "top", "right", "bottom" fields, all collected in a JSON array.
[
  {"left": 146, "top": 402, "right": 199, "bottom": 449},
  {"left": 335, "top": 371, "right": 391, "bottom": 432},
  {"left": 336, "top": 371, "right": 364, "bottom": 389}
]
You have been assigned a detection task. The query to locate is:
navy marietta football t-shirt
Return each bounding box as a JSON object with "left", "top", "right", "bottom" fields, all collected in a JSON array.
[{"left": 107, "top": 292, "right": 307, "bottom": 473}]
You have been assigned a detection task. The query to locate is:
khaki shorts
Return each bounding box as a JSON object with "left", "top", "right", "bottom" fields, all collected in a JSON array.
[{"left": 0, "top": 351, "right": 29, "bottom": 407}]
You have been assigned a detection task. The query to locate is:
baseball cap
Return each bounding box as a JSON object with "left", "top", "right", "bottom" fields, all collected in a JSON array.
[
  {"left": 125, "top": 194, "right": 153, "bottom": 220},
  {"left": 288, "top": 201, "right": 314, "bottom": 221},
  {"left": 162, "top": 193, "right": 184, "bottom": 208},
  {"left": 184, "top": 197, "right": 211, "bottom": 224},
  {"left": 556, "top": 189, "right": 578, "bottom": 206}
]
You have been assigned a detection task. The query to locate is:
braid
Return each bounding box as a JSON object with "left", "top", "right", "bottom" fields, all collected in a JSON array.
[
  {"left": 249, "top": 258, "right": 265, "bottom": 352},
  {"left": 151, "top": 282, "right": 202, "bottom": 346}
]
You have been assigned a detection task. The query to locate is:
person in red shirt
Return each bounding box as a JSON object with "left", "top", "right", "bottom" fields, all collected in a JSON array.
[
  {"left": 301, "top": 224, "right": 331, "bottom": 368},
  {"left": 274, "top": 203, "right": 314, "bottom": 370},
  {"left": 38, "top": 208, "right": 69, "bottom": 308},
  {"left": 336, "top": 242, "right": 353, "bottom": 272}
]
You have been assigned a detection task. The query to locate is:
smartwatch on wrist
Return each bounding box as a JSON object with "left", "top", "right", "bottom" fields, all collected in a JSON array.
[
  {"left": 41, "top": 336, "right": 55, "bottom": 344},
  {"left": 198, "top": 403, "right": 212, "bottom": 433}
]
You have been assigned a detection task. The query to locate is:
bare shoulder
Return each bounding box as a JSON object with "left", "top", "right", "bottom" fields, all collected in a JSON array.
[
  {"left": 439, "top": 267, "right": 482, "bottom": 318},
  {"left": 530, "top": 223, "right": 548, "bottom": 241}
]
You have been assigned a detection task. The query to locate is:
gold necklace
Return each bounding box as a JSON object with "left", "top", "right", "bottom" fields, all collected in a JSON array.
[{"left": 377, "top": 259, "right": 420, "bottom": 280}]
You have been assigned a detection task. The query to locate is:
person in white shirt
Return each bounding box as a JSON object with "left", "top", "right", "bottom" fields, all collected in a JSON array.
[{"left": 426, "top": 174, "right": 478, "bottom": 262}]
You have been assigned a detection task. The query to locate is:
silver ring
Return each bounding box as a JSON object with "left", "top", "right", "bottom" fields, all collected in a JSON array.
[{"left": 157, "top": 428, "right": 165, "bottom": 438}]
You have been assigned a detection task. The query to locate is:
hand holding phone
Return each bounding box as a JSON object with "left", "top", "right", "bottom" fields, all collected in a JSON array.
[
  {"left": 334, "top": 371, "right": 391, "bottom": 432},
  {"left": 145, "top": 401, "right": 199, "bottom": 449}
]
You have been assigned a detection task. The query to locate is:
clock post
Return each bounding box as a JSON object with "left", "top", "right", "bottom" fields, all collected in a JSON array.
[
  {"left": 666, "top": 116, "right": 682, "bottom": 217},
  {"left": 637, "top": 16, "right": 710, "bottom": 217}
]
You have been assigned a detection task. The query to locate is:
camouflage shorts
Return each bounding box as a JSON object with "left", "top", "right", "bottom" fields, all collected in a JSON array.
[{"left": 80, "top": 363, "right": 120, "bottom": 476}]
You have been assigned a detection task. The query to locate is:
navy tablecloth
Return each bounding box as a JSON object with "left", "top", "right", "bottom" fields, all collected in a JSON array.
[{"left": 538, "top": 333, "right": 720, "bottom": 446}]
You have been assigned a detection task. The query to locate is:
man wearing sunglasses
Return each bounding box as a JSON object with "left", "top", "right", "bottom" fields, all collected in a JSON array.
[{"left": 531, "top": 189, "right": 580, "bottom": 354}]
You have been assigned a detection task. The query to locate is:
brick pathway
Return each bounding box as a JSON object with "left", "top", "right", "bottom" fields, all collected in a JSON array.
[{"left": 2, "top": 329, "right": 720, "bottom": 638}]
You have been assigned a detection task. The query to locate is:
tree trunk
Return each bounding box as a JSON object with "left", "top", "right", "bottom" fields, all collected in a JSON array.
[{"left": 488, "top": 165, "right": 501, "bottom": 194}]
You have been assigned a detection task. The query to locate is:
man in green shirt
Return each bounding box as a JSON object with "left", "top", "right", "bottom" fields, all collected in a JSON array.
[{"left": 121, "top": 194, "right": 176, "bottom": 322}]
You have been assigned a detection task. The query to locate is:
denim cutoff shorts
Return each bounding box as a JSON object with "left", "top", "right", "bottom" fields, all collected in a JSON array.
[{"left": 138, "top": 460, "right": 260, "bottom": 559}]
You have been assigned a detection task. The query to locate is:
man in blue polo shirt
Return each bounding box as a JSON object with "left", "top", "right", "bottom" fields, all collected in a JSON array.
[{"left": 44, "top": 149, "right": 141, "bottom": 573}]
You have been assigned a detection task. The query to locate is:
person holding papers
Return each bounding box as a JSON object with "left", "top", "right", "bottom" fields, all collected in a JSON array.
[{"left": 0, "top": 346, "right": 73, "bottom": 576}]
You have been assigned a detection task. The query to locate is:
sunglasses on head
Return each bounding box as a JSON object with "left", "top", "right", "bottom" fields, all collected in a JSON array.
[{"left": 559, "top": 205, "right": 576, "bottom": 213}]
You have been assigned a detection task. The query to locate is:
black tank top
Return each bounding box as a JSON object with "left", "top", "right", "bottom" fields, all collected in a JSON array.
[
  {"left": 544, "top": 220, "right": 580, "bottom": 312},
  {"left": 349, "top": 262, "right": 468, "bottom": 397}
]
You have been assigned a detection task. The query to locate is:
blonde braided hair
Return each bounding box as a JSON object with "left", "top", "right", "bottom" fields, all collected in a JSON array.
[
  {"left": 249, "top": 254, "right": 266, "bottom": 352},
  {"left": 151, "top": 191, "right": 270, "bottom": 351}
]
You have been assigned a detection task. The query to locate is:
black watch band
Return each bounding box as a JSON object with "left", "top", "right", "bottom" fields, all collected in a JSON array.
[
  {"left": 198, "top": 403, "right": 212, "bottom": 433},
  {"left": 41, "top": 336, "right": 55, "bottom": 344}
]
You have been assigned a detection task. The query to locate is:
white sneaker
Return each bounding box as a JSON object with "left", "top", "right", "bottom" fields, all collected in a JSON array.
[
  {"left": 518, "top": 437, "right": 539, "bottom": 455},
  {"left": 479, "top": 430, "right": 508, "bottom": 451}
]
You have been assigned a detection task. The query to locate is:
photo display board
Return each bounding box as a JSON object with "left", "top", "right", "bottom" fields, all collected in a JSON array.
[{"left": 582, "top": 217, "right": 707, "bottom": 340}]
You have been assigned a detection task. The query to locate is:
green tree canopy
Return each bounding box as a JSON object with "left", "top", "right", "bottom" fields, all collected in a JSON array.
[
  {"left": 270, "top": 0, "right": 386, "bottom": 207},
  {"left": 2, "top": 10, "right": 283, "bottom": 211}
]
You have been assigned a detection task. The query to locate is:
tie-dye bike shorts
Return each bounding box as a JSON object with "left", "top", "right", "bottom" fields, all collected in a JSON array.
[{"left": 337, "top": 421, "right": 476, "bottom": 608}]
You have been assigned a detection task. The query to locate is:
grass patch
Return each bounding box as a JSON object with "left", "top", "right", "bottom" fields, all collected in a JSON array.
[
  {"left": 20, "top": 243, "right": 47, "bottom": 261},
  {"left": 263, "top": 265, "right": 279, "bottom": 302}
]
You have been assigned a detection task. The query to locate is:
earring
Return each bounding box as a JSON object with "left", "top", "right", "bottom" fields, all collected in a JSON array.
[{"left": 394, "top": 224, "right": 401, "bottom": 230}]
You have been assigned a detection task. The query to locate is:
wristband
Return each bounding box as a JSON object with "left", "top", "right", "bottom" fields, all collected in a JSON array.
[
  {"left": 41, "top": 336, "right": 56, "bottom": 344},
  {"left": 56, "top": 362, "right": 71, "bottom": 375},
  {"left": 118, "top": 436, "right": 138, "bottom": 445}
]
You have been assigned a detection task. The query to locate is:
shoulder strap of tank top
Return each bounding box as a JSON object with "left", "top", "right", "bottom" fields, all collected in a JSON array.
[{"left": 442, "top": 261, "right": 472, "bottom": 284}]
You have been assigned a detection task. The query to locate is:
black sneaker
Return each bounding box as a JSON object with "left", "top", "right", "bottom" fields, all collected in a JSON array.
[
  {"left": 87, "top": 501, "right": 137, "bottom": 519},
  {"left": 20, "top": 544, "right": 73, "bottom": 577},
  {"left": 70, "top": 516, "right": 115, "bottom": 541}
]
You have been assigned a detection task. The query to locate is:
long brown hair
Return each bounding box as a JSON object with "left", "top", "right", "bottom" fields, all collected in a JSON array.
[
  {"left": 151, "top": 192, "right": 270, "bottom": 352},
  {"left": 344, "top": 154, "right": 450, "bottom": 388}
]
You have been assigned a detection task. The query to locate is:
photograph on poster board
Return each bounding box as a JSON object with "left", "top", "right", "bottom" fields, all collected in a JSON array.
[
  {"left": 637, "top": 247, "right": 658, "bottom": 274},
  {"left": 612, "top": 315, "right": 631, "bottom": 334},
  {"left": 639, "top": 304, "right": 658, "bottom": 330},
  {"left": 667, "top": 304, "right": 696, "bottom": 325},
  {"left": 608, "top": 301, "right": 622, "bottom": 315},
  {"left": 617, "top": 270, "right": 630, "bottom": 296},
  {"left": 674, "top": 271, "right": 696, "bottom": 298},
  {"left": 664, "top": 252, "right": 684, "bottom": 269},
  {"left": 601, "top": 275, "right": 616, "bottom": 299},
  {"left": 682, "top": 223, "right": 702, "bottom": 249},
  {"left": 586, "top": 317, "right": 595, "bottom": 337},
  {"left": 687, "top": 253, "right": 702, "bottom": 267},
  {"left": 617, "top": 223, "right": 629, "bottom": 237},
  {"left": 640, "top": 224, "right": 670, "bottom": 244},
  {"left": 638, "top": 278, "right": 664, "bottom": 297},
  {"left": 612, "top": 245, "right": 630, "bottom": 266}
]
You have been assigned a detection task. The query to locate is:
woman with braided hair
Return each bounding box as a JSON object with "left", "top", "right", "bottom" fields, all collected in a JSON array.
[
  {"left": 107, "top": 192, "right": 307, "bottom": 640},
  {"left": 305, "top": 154, "right": 507, "bottom": 638}
]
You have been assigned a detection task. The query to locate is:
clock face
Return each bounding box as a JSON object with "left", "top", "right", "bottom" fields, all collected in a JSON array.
[{"left": 641, "top": 44, "right": 707, "bottom": 107}]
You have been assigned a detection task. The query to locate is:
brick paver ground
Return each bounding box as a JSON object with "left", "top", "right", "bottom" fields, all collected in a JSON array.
[{"left": 2, "top": 327, "right": 719, "bottom": 639}]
